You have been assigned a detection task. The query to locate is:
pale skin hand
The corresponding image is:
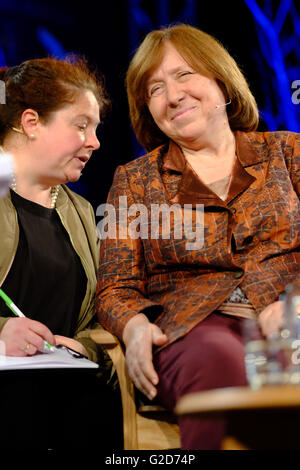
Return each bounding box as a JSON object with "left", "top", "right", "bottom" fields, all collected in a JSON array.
[
  {"left": 0, "top": 317, "right": 56, "bottom": 356},
  {"left": 122, "top": 303, "right": 284, "bottom": 399},
  {"left": 123, "top": 313, "right": 168, "bottom": 401},
  {"left": 258, "top": 300, "right": 285, "bottom": 337},
  {"left": 54, "top": 335, "right": 88, "bottom": 358},
  {"left": 0, "top": 318, "right": 88, "bottom": 357}
]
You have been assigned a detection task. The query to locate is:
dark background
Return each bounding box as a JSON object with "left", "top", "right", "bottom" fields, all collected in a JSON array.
[{"left": 0, "top": 0, "right": 299, "bottom": 211}]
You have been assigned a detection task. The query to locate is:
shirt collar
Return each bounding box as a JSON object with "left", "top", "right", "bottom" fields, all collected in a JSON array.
[
  {"left": 163, "top": 131, "right": 263, "bottom": 172},
  {"left": 162, "top": 131, "right": 262, "bottom": 206}
]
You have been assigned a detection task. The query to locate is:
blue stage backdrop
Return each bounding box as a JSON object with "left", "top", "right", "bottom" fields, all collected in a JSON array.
[{"left": 0, "top": 0, "right": 299, "bottom": 209}]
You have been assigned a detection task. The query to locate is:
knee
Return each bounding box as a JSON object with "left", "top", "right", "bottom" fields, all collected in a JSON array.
[{"left": 177, "top": 332, "right": 247, "bottom": 395}]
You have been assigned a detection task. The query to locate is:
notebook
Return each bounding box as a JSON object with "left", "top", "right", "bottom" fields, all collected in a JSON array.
[{"left": 0, "top": 345, "right": 99, "bottom": 370}]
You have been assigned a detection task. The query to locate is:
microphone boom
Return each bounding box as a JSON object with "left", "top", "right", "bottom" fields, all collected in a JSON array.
[{"left": 215, "top": 100, "right": 232, "bottom": 109}]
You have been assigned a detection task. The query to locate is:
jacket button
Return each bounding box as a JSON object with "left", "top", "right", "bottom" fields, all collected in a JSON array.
[{"left": 233, "top": 270, "right": 244, "bottom": 279}]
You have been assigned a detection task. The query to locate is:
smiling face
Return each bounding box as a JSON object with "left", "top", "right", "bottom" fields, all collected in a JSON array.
[
  {"left": 31, "top": 89, "right": 100, "bottom": 185},
  {"left": 146, "top": 42, "right": 229, "bottom": 150}
]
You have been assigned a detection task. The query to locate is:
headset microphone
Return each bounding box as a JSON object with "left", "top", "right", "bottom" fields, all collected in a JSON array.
[{"left": 215, "top": 100, "right": 232, "bottom": 109}]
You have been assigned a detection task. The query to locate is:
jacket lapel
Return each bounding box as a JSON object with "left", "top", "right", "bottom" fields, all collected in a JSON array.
[{"left": 163, "top": 131, "right": 265, "bottom": 207}]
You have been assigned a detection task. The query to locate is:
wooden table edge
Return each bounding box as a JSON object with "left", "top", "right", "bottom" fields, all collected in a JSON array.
[{"left": 175, "top": 385, "right": 300, "bottom": 415}]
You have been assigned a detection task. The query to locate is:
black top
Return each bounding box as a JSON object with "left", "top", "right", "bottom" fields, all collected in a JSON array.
[{"left": 0, "top": 190, "right": 87, "bottom": 337}]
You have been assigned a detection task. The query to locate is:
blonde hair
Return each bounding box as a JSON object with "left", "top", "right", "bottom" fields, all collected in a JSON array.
[{"left": 126, "top": 24, "right": 259, "bottom": 152}]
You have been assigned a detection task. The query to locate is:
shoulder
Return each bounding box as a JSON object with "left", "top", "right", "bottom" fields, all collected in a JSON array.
[
  {"left": 121, "top": 145, "right": 167, "bottom": 174},
  {"left": 241, "top": 131, "right": 300, "bottom": 162},
  {"left": 59, "top": 184, "right": 98, "bottom": 246},
  {"left": 246, "top": 130, "right": 299, "bottom": 146},
  {"left": 107, "top": 146, "right": 167, "bottom": 201},
  {"left": 59, "top": 185, "right": 96, "bottom": 225},
  {"left": 112, "top": 145, "right": 167, "bottom": 189},
  {"left": 61, "top": 185, "right": 93, "bottom": 211}
]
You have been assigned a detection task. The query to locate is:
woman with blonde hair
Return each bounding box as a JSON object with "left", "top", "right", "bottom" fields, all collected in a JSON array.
[{"left": 97, "top": 24, "right": 300, "bottom": 449}]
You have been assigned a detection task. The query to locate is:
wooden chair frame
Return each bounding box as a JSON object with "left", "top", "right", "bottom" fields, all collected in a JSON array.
[
  {"left": 90, "top": 328, "right": 180, "bottom": 450},
  {"left": 90, "top": 329, "right": 253, "bottom": 450}
]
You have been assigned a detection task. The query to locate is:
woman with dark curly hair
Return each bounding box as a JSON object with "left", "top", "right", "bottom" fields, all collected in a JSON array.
[{"left": 0, "top": 56, "right": 122, "bottom": 450}]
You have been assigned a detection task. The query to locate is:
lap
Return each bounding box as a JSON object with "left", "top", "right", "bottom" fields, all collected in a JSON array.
[{"left": 154, "top": 313, "right": 247, "bottom": 410}]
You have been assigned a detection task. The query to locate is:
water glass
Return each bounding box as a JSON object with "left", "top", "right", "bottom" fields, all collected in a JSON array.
[{"left": 243, "top": 318, "right": 268, "bottom": 389}]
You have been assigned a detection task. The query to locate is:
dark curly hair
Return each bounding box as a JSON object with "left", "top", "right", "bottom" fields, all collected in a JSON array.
[{"left": 0, "top": 56, "right": 110, "bottom": 144}]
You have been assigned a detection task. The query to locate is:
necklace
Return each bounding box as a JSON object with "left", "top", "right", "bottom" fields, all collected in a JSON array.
[{"left": 10, "top": 175, "right": 60, "bottom": 209}]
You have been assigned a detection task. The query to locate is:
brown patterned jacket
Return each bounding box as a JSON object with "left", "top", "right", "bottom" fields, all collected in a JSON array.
[{"left": 96, "top": 131, "right": 300, "bottom": 349}]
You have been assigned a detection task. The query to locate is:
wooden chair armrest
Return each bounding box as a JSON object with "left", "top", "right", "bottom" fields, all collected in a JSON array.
[
  {"left": 90, "top": 328, "right": 179, "bottom": 449},
  {"left": 91, "top": 328, "right": 172, "bottom": 414},
  {"left": 90, "top": 328, "right": 138, "bottom": 449},
  {"left": 90, "top": 328, "right": 118, "bottom": 346}
]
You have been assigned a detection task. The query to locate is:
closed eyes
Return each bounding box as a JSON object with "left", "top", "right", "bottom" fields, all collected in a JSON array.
[
  {"left": 148, "top": 70, "right": 195, "bottom": 98},
  {"left": 148, "top": 84, "right": 165, "bottom": 97},
  {"left": 177, "top": 71, "right": 193, "bottom": 78}
]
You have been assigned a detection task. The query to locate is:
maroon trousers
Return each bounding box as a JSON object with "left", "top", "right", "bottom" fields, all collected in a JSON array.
[{"left": 153, "top": 312, "right": 247, "bottom": 450}]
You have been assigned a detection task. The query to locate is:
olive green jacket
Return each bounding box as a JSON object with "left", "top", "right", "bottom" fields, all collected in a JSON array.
[{"left": 0, "top": 184, "right": 103, "bottom": 363}]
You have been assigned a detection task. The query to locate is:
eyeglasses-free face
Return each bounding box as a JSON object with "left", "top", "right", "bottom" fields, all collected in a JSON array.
[{"left": 146, "top": 42, "right": 228, "bottom": 151}]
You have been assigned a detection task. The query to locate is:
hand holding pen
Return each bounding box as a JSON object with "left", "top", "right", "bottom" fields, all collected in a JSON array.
[{"left": 0, "top": 288, "right": 55, "bottom": 356}]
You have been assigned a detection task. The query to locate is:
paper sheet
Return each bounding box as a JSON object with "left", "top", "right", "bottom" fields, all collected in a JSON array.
[{"left": 0, "top": 346, "right": 99, "bottom": 370}]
